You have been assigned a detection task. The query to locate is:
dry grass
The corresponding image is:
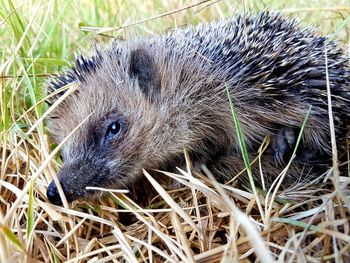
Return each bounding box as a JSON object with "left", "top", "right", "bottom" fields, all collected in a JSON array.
[{"left": 1, "top": 0, "right": 350, "bottom": 262}]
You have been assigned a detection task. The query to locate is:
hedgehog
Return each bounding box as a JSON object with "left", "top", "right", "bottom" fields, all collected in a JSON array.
[{"left": 46, "top": 12, "right": 350, "bottom": 205}]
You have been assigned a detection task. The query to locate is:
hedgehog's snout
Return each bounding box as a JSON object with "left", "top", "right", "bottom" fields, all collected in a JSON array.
[
  {"left": 46, "top": 176, "right": 82, "bottom": 205},
  {"left": 46, "top": 158, "right": 113, "bottom": 205},
  {"left": 46, "top": 164, "right": 80, "bottom": 205},
  {"left": 46, "top": 180, "right": 63, "bottom": 205}
]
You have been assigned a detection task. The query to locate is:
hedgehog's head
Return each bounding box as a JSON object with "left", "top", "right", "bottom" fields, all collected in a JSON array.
[{"left": 46, "top": 46, "right": 170, "bottom": 205}]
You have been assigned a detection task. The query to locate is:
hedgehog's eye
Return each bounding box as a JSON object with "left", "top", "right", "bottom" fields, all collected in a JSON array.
[{"left": 105, "top": 119, "right": 125, "bottom": 142}]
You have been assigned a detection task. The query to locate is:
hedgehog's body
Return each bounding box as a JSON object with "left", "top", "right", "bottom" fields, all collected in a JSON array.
[{"left": 46, "top": 13, "right": 350, "bottom": 205}]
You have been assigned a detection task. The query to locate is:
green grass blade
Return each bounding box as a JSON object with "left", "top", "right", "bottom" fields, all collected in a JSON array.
[
  {"left": 0, "top": 224, "right": 25, "bottom": 252},
  {"left": 226, "top": 87, "right": 252, "bottom": 181},
  {"left": 226, "top": 86, "right": 265, "bottom": 221}
]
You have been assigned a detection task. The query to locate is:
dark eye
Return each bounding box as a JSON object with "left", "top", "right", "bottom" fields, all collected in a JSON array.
[{"left": 105, "top": 120, "right": 125, "bottom": 142}]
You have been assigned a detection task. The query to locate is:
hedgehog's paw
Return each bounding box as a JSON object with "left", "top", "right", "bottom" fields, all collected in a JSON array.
[{"left": 271, "top": 127, "right": 296, "bottom": 166}]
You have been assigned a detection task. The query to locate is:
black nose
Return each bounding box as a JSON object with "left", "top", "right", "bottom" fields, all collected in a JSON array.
[{"left": 46, "top": 181, "right": 63, "bottom": 205}]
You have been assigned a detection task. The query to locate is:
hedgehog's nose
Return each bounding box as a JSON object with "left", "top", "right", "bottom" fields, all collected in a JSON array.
[{"left": 46, "top": 181, "right": 63, "bottom": 206}]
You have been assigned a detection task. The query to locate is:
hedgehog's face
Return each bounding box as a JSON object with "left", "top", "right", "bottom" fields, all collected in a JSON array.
[{"left": 46, "top": 47, "right": 163, "bottom": 205}]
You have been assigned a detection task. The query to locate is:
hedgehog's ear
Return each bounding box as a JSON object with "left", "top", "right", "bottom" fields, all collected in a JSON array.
[{"left": 129, "top": 48, "right": 160, "bottom": 101}]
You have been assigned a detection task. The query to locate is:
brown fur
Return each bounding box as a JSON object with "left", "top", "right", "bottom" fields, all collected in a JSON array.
[{"left": 46, "top": 12, "right": 350, "bottom": 205}]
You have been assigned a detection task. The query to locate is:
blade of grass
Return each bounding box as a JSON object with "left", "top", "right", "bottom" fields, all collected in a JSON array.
[
  {"left": 226, "top": 86, "right": 265, "bottom": 224},
  {"left": 26, "top": 178, "right": 34, "bottom": 243},
  {"left": 143, "top": 169, "right": 203, "bottom": 238},
  {"left": 265, "top": 106, "right": 312, "bottom": 227},
  {"left": 273, "top": 218, "right": 350, "bottom": 243},
  {"left": 203, "top": 166, "right": 276, "bottom": 263},
  {"left": 0, "top": 223, "right": 26, "bottom": 253}
]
